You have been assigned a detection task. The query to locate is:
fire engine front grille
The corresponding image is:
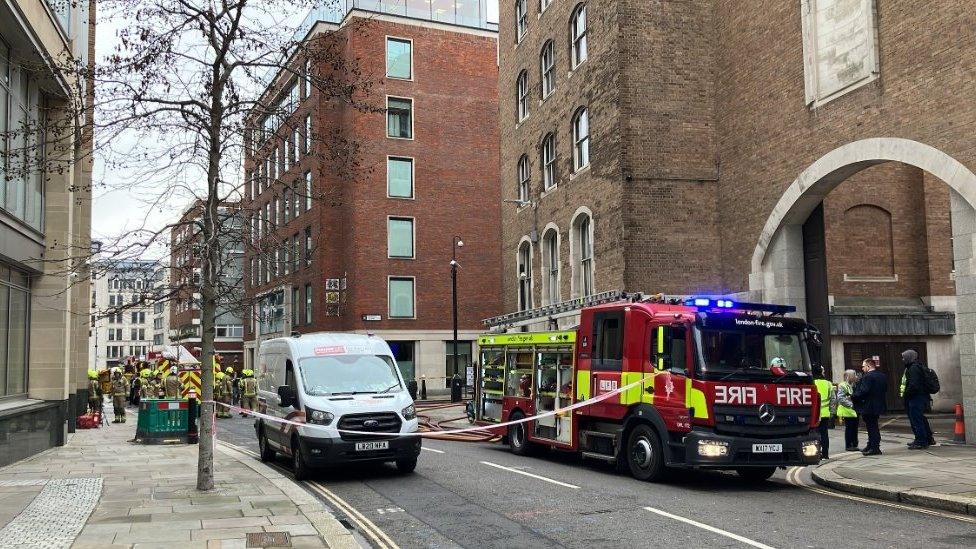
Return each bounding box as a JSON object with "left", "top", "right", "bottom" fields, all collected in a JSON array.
[
  {"left": 713, "top": 405, "right": 811, "bottom": 439},
  {"left": 337, "top": 412, "right": 402, "bottom": 441}
]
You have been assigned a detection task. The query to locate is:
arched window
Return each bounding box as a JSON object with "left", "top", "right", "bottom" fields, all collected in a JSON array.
[
  {"left": 518, "top": 240, "right": 534, "bottom": 310},
  {"left": 516, "top": 0, "right": 528, "bottom": 42},
  {"left": 572, "top": 212, "right": 594, "bottom": 297},
  {"left": 540, "top": 40, "right": 555, "bottom": 97},
  {"left": 541, "top": 133, "right": 555, "bottom": 189},
  {"left": 570, "top": 4, "right": 588, "bottom": 68},
  {"left": 841, "top": 204, "right": 896, "bottom": 280},
  {"left": 542, "top": 228, "right": 560, "bottom": 305},
  {"left": 516, "top": 70, "right": 529, "bottom": 121},
  {"left": 517, "top": 154, "right": 530, "bottom": 202},
  {"left": 572, "top": 107, "right": 589, "bottom": 171},
  {"left": 540, "top": 0, "right": 552, "bottom": 12}
]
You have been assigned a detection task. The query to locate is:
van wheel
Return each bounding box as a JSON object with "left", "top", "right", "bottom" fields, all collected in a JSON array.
[
  {"left": 736, "top": 467, "right": 776, "bottom": 482},
  {"left": 508, "top": 411, "right": 534, "bottom": 456},
  {"left": 291, "top": 436, "right": 311, "bottom": 481},
  {"left": 396, "top": 458, "right": 417, "bottom": 474},
  {"left": 258, "top": 425, "right": 275, "bottom": 462},
  {"left": 626, "top": 424, "right": 666, "bottom": 482}
]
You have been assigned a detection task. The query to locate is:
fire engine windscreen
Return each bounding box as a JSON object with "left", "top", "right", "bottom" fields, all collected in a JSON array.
[
  {"left": 696, "top": 317, "right": 811, "bottom": 379},
  {"left": 299, "top": 355, "right": 403, "bottom": 396}
]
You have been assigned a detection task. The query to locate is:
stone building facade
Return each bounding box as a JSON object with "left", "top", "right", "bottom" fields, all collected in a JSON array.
[
  {"left": 497, "top": 0, "right": 976, "bottom": 430},
  {"left": 0, "top": 0, "right": 93, "bottom": 466},
  {"left": 242, "top": 3, "right": 501, "bottom": 386}
]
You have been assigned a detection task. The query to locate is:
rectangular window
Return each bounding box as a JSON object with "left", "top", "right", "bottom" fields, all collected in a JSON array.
[
  {"left": 304, "top": 115, "right": 312, "bottom": 154},
  {"left": 592, "top": 312, "right": 624, "bottom": 371},
  {"left": 304, "top": 172, "right": 312, "bottom": 211},
  {"left": 387, "top": 157, "right": 413, "bottom": 198},
  {"left": 387, "top": 97, "right": 413, "bottom": 139},
  {"left": 388, "top": 217, "right": 414, "bottom": 258},
  {"left": 291, "top": 286, "right": 299, "bottom": 326},
  {"left": 304, "top": 227, "right": 312, "bottom": 267},
  {"left": 388, "top": 277, "right": 415, "bottom": 319},
  {"left": 293, "top": 235, "right": 301, "bottom": 273},
  {"left": 293, "top": 126, "right": 301, "bottom": 163},
  {"left": 386, "top": 38, "right": 412, "bottom": 79},
  {"left": 283, "top": 187, "right": 291, "bottom": 224},
  {"left": 305, "top": 284, "right": 312, "bottom": 324}
]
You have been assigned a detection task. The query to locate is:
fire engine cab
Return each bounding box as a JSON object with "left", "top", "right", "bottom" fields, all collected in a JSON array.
[{"left": 476, "top": 292, "right": 823, "bottom": 482}]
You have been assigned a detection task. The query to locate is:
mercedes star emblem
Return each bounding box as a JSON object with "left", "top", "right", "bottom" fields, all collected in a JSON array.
[{"left": 758, "top": 403, "right": 776, "bottom": 424}]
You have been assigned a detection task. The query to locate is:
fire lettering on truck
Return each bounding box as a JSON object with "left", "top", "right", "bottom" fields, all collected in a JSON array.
[
  {"left": 714, "top": 385, "right": 757, "bottom": 405},
  {"left": 776, "top": 386, "right": 812, "bottom": 406}
]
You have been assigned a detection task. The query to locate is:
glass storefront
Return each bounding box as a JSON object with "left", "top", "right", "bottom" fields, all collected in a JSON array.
[
  {"left": 445, "top": 341, "right": 471, "bottom": 387},
  {"left": 0, "top": 264, "right": 30, "bottom": 398},
  {"left": 389, "top": 341, "right": 415, "bottom": 382}
]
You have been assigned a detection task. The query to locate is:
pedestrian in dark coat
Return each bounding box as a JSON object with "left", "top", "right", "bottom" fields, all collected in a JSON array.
[{"left": 852, "top": 358, "right": 887, "bottom": 456}]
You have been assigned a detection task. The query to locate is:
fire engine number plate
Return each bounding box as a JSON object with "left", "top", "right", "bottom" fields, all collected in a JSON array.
[
  {"left": 752, "top": 444, "right": 782, "bottom": 453},
  {"left": 355, "top": 441, "right": 389, "bottom": 451}
]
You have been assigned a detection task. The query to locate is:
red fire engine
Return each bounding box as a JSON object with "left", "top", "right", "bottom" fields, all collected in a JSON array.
[{"left": 476, "top": 292, "right": 823, "bottom": 482}]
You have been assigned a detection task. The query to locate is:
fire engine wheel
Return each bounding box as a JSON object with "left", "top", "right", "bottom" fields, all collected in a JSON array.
[
  {"left": 258, "top": 424, "right": 275, "bottom": 462},
  {"left": 508, "top": 412, "right": 533, "bottom": 456},
  {"left": 735, "top": 467, "right": 776, "bottom": 482},
  {"left": 626, "top": 424, "right": 665, "bottom": 482},
  {"left": 291, "top": 436, "right": 311, "bottom": 481}
]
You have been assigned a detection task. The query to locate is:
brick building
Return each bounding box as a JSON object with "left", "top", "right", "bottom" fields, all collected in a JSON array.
[
  {"left": 242, "top": 2, "right": 501, "bottom": 385},
  {"left": 497, "top": 0, "right": 976, "bottom": 428},
  {"left": 169, "top": 201, "right": 245, "bottom": 370}
]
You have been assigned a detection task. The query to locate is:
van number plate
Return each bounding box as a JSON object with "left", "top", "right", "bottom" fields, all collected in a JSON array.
[
  {"left": 752, "top": 444, "right": 782, "bottom": 453},
  {"left": 355, "top": 441, "right": 389, "bottom": 451}
]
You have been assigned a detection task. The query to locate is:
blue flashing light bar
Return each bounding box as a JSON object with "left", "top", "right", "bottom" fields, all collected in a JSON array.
[{"left": 684, "top": 297, "right": 796, "bottom": 315}]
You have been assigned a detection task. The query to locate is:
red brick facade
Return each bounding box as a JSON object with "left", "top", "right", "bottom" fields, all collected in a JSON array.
[{"left": 243, "top": 15, "right": 501, "bottom": 342}]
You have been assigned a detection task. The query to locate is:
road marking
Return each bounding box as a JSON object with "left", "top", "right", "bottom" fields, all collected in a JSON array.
[
  {"left": 377, "top": 507, "right": 404, "bottom": 515},
  {"left": 785, "top": 467, "right": 976, "bottom": 524},
  {"left": 421, "top": 446, "right": 445, "bottom": 454},
  {"left": 215, "top": 440, "right": 401, "bottom": 548},
  {"left": 479, "top": 461, "right": 580, "bottom": 489},
  {"left": 307, "top": 482, "right": 400, "bottom": 549},
  {"left": 643, "top": 506, "right": 777, "bottom": 549},
  {"left": 880, "top": 417, "right": 901, "bottom": 429}
]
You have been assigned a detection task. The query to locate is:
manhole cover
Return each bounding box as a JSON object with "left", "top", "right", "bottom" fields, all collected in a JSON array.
[{"left": 246, "top": 532, "right": 291, "bottom": 547}]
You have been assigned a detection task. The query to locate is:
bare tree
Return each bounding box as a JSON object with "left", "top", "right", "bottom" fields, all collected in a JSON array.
[{"left": 10, "top": 0, "right": 378, "bottom": 490}]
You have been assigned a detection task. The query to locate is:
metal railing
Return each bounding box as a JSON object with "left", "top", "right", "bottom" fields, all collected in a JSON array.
[{"left": 296, "top": 0, "right": 498, "bottom": 41}]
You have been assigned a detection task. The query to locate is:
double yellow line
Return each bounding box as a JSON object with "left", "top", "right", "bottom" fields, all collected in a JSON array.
[{"left": 219, "top": 441, "right": 400, "bottom": 548}]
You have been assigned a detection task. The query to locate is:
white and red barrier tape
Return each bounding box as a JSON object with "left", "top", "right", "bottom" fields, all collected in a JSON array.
[{"left": 207, "top": 378, "right": 647, "bottom": 438}]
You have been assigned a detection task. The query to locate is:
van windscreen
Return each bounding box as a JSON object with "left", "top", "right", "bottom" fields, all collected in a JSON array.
[{"left": 299, "top": 354, "right": 402, "bottom": 396}]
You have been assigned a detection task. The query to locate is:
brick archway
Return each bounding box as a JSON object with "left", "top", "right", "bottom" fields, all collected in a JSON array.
[{"left": 749, "top": 138, "right": 976, "bottom": 441}]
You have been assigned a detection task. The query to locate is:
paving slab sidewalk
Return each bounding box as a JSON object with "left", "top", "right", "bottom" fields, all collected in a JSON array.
[
  {"left": 813, "top": 435, "right": 976, "bottom": 516},
  {"left": 0, "top": 415, "right": 360, "bottom": 549}
]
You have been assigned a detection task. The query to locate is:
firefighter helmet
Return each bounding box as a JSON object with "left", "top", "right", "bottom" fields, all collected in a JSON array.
[
  {"left": 225, "top": 367, "right": 234, "bottom": 374},
  {"left": 770, "top": 357, "right": 786, "bottom": 368},
  {"left": 140, "top": 368, "right": 151, "bottom": 378},
  {"left": 88, "top": 369, "right": 98, "bottom": 380},
  {"left": 216, "top": 372, "right": 225, "bottom": 381}
]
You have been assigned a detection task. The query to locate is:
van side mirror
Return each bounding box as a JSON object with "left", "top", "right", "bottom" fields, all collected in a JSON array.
[{"left": 278, "top": 385, "right": 298, "bottom": 409}]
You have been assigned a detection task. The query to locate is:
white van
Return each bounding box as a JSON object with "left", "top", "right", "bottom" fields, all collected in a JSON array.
[{"left": 253, "top": 333, "right": 420, "bottom": 479}]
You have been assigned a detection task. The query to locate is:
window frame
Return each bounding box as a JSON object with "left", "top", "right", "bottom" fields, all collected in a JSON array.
[
  {"left": 540, "top": 40, "right": 555, "bottom": 98},
  {"left": 542, "top": 228, "right": 560, "bottom": 305},
  {"left": 386, "top": 96, "right": 414, "bottom": 140},
  {"left": 387, "top": 156, "right": 415, "bottom": 199},
  {"left": 572, "top": 107, "right": 590, "bottom": 171},
  {"left": 388, "top": 276, "right": 417, "bottom": 319},
  {"left": 385, "top": 36, "right": 414, "bottom": 81},
  {"left": 517, "top": 239, "right": 533, "bottom": 311},
  {"left": 516, "top": 0, "right": 528, "bottom": 43},
  {"left": 517, "top": 154, "right": 530, "bottom": 203},
  {"left": 571, "top": 4, "right": 588, "bottom": 69},
  {"left": 541, "top": 133, "right": 555, "bottom": 190},
  {"left": 387, "top": 216, "right": 416, "bottom": 259},
  {"left": 516, "top": 70, "right": 529, "bottom": 122}
]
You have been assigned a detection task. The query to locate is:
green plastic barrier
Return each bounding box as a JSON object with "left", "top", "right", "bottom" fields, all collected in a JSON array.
[{"left": 135, "top": 399, "right": 189, "bottom": 443}]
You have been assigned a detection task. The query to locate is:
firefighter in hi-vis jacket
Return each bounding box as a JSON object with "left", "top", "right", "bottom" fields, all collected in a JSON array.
[
  {"left": 239, "top": 370, "right": 258, "bottom": 416},
  {"left": 111, "top": 368, "right": 128, "bottom": 423},
  {"left": 164, "top": 366, "right": 182, "bottom": 399},
  {"left": 88, "top": 370, "right": 102, "bottom": 414}
]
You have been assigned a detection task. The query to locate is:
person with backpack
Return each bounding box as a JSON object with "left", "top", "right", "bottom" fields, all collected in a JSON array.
[{"left": 901, "top": 349, "right": 937, "bottom": 449}]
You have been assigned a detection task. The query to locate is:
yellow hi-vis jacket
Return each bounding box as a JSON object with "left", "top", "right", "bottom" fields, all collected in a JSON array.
[
  {"left": 814, "top": 378, "right": 834, "bottom": 419},
  {"left": 241, "top": 378, "right": 258, "bottom": 398},
  {"left": 836, "top": 381, "right": 857, "bottom": 418}
]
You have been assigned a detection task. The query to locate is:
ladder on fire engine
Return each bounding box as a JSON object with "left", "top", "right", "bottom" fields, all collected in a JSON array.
[{"left": 482, "top": 290, "right": 635, "bottom": 329}]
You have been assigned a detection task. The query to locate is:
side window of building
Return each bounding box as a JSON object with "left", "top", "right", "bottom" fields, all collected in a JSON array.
[
  {"left": 651, "top": 326, "right": 687, "bottom": 376},
  {"left": 591, "top": 312, "right": 623, "bottom": 371}
]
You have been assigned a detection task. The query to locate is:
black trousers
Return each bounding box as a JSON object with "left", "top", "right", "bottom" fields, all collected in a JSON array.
[
  {"left": 843, "top": 416, "right": 859, "bottom": 449},
  {"left": 863, "top": 414, "right": 881, "bottom": 452},
  {"left": 817, "top": 419, "right": 830, "bottom": 458}
]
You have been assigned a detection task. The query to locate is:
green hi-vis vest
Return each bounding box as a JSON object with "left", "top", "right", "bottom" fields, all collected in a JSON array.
[
  {"left": 814, "top": 378, "right": 833, "bottom": 419},
  {"left": 836, "top": 381, "right": 857, "bottom": 418},
  {"left": 899, "top": 372, "right": 906, "bottom": 398}
]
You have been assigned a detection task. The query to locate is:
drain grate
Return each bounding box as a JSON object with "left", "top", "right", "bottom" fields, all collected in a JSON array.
[{"left": 246, "top": 532, "right": 291, "bottom": 547}]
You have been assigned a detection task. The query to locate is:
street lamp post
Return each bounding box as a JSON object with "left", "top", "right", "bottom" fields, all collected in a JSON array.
[{"left": 451, "top": 236, "right": 463, "bottom": 400}]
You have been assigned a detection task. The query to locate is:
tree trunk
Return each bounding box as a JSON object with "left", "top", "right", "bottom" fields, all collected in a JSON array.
[{"left": 196, "top": 197, "right": 219, "bottom": 491}]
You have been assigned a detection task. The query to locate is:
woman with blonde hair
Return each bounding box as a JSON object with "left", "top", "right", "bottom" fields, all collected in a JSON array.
[{"left": 837, "top": 369, "right": 859, "bottom": 451}]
